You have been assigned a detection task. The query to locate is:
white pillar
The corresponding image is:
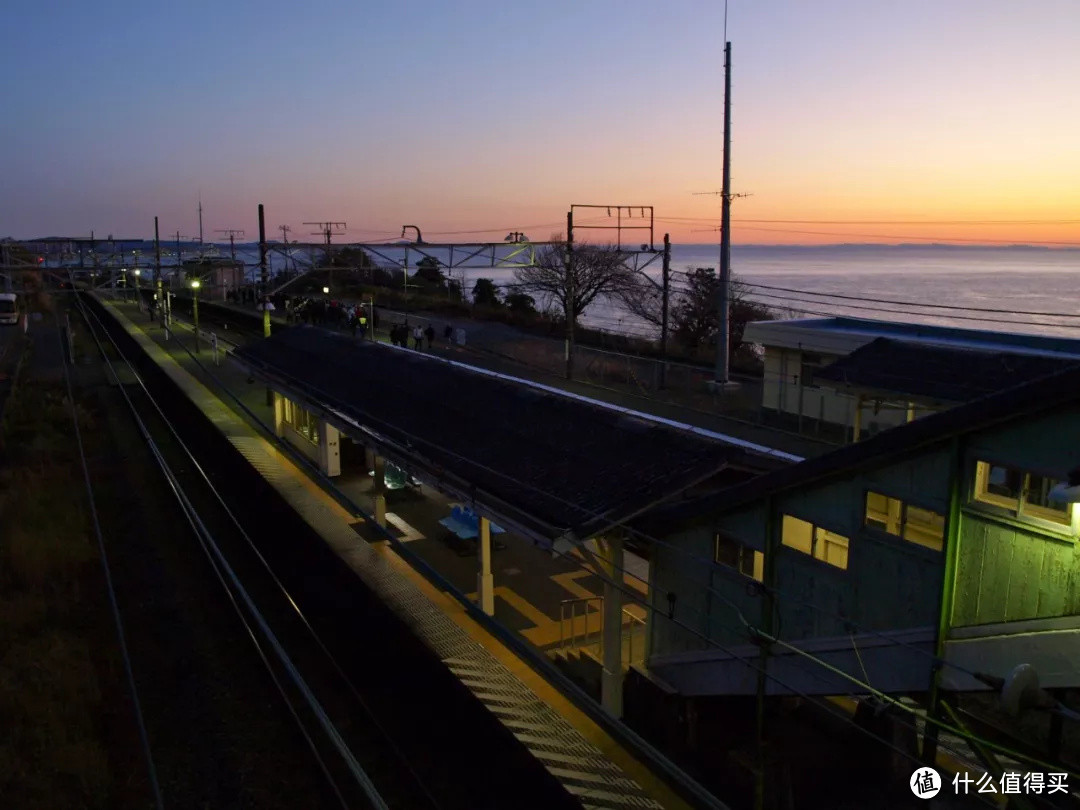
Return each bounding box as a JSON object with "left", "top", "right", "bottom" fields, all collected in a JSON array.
[
  {"left": 273, "top": 393, "right": 285, "bottom": 438},
  {"left": 372, "top": 455, "right": 386, "bottom": 527},
  {"left": 477, "top": 516, "right": 495, "bottom": 616},
  {"left": 318, "top": 421, "right": 341, "bottom": 477},
  {"left": 601, "top": 536, "right": 625, "bottom": 718}
]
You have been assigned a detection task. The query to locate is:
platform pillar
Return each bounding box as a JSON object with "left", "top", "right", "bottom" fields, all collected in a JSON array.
[
  {"left": 477, "top": 516, "right": 495, "bottom": 616},
  {"left": 600, "top": 535, "right": 625, "bottom": 718},
  {"left": 272, "top": 393, "right": 285, "bottom": 438},
  {"left": 373, "top": 455, "right": 386, "bottom": 527},
  {"left": 317, "top": 421, "right": 341, "bottom": 477},
  {"left": 852, "top": 394, "right": 864, "bottom": 443}
]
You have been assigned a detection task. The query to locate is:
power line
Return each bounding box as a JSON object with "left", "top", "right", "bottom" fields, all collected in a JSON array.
[
  {"left": 740, "top": 281, "right": 1080, "bottom": 319},
  {"left": 743, "top": 290, "right": 1080, "bottom": 331}
]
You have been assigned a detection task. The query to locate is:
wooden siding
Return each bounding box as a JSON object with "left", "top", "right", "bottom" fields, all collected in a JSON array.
[
  {"left": 780, "top": 479, "right": 859, "bottom": 536},
  {"left": 863, "top": 448, "right": 951, "bottom": 513},
  {"left": 952, "top": 513, "right": 1080, "bottom": 626},
  {"left": 852, "top": 534, "right": 942, "bottom": 631},
  {"left": 967, "top": 407, "right": 1080, "bottom": 478},
  {"left": 714, "top": 503, "right": 768, "bottom": 551}
]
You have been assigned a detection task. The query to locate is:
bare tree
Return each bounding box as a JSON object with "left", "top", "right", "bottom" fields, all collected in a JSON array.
[
  {"left": 619, "top": 266, "right": 776, "bottom": 360},
  {"left": 511, "top": 238, "right": 637, "bottom": 324}
]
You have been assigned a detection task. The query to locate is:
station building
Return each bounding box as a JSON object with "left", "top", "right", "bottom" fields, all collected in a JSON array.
[
  {"left": 640, "top": 360, "right": 1080, "bottom": 702},
  {"left": 745, "top": 317, "right": 1080, "bottom": 440}
]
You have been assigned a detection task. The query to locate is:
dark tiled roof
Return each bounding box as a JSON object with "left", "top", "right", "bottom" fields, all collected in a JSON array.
[
  {"left": 812, "top": 337, "right": 1078, "bottom": 403},
  {"left": 649, "top": 361, "right": 1080, "bottom": 530},
  {"left": 235, "top": 327, "right": 783, "bottom": 537}
]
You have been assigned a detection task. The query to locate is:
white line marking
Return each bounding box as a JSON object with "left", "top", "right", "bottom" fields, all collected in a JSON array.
[{"left": 384, "top": 512, "right": 425, "bottom": 542}]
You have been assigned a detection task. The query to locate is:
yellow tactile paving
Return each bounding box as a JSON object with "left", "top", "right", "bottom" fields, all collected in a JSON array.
[
  {"left": 104, "top": 300, "right": 693, "bottom": 810},
  {"left": 393, "top": 551, "right": 692, "bottom": 810}
]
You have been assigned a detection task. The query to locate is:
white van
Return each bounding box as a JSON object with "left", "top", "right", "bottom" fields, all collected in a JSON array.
[{"left": 0, "top": 293, "right": 18, "bottom": 326}]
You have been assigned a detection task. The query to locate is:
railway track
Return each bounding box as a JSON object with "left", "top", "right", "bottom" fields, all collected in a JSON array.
[{"left": 73, "top": 291, "right": 582, "bottom": 810}]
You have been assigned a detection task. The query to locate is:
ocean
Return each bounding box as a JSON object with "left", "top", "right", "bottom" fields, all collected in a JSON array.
[{"left": 222, "top": 242, "right": 1080, "bottom": 341}]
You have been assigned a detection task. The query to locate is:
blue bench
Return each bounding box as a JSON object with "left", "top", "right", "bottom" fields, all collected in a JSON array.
[{"left": 439, "top": 505, "right": 505, "bottom": 541}]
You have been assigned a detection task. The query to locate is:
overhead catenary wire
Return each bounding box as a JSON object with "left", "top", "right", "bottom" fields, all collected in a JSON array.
[
  {"left": 739, "top": 280, "right": 1080, "bottom": 319},
  {"left": 76, "top": 292, "right": 391, "bottom": 809},
  {"left": 55, "top": 307, "right": 165, "bottom": 810},
  {"left": 164, "top": 314, "right": 1012, "bottom": 788},
  {"left": 204, "top": 325, "right": 1080, "bottom": 778},
  {"left": 81, "top": 295, "right": 444, "bottom": 808}
]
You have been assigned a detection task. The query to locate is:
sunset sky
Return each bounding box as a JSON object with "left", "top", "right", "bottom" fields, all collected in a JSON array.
[{"left": 2, "top": 0, "right": 1079, "bottom": 245}]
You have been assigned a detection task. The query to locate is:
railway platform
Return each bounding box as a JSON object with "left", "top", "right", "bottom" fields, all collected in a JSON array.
[{"left": 99, "top": 297, "right": 707, "bottom": 810}]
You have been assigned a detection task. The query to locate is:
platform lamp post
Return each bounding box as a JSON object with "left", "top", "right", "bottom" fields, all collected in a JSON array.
[
  {"left": 191, "top": 278, "right": 201, "bottom": 353},
  {"left": 133, "top": 268, "right": 141, "bottom": 313}
]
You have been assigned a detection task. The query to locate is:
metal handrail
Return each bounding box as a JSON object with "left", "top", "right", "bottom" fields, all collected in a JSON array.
[{"left": 560, "top": 597, "right": 647, "bottom": 669}]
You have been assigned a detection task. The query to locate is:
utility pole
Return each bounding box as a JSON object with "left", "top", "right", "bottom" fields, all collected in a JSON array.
[
  {"left": 198, "top": 193, "right": 204, "bottom": 246},
  {"left": 279, "top": 225, "right": 295, "bottom": 275},
  {"left": 215, "top": 228, "right": 245, "bottom": 294},
  {"left": 565, "top": 210, "right": 574, "bottom": 380},
  {"left": 660, "top": 233, "right": 671, "bottom": 388},
  {"left": 304, "top": 221, "right": 346, "bottom": 293},
  {"left": 716, "top": 40, "right": 734, "bottom": 387},
  {"left": 154, "top": 217, "right": 162, "bottom": 321},
  {"left": 257, "top": 205, "right": 268, "bottom": 293}
]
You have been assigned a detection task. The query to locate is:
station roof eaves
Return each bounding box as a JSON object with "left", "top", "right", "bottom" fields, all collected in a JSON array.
[
  {"left": 648, "top": 361, "right": 1080, "bottom": 531},
  {"left": 234, "top": 327, "right": 790, "bottom": 539}
]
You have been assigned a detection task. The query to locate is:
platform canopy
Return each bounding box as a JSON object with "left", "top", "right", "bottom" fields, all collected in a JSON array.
[{"left": 235, "top": 327, "right": 785, "bottom": 541}]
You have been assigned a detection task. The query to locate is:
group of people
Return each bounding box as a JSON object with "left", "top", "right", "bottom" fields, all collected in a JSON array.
[{"left": 391, "top": 323, "right": 436, "bottom": 350}]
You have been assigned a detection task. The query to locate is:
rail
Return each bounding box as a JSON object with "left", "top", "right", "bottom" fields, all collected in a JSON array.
[{"left": 74, "top": 291, "right": 391, "bottom": 810}]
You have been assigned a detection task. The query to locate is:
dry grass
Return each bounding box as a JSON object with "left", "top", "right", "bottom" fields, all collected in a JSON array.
[{"left": 0, "top": 371, "right": 121, "bottom": 808}]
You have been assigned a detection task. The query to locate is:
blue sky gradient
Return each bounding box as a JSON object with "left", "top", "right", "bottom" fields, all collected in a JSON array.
[{"left": 2, "top": 0, "right": 1079, "bottom": 244}]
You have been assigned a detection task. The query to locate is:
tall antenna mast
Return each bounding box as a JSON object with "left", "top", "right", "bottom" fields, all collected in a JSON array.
[{"left": 198, "top": 192, "right": 204, "bottom": 245}]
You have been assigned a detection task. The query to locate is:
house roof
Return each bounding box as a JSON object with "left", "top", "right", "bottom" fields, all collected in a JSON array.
[
  {"left": 744, "top": 316, "right": 1080, "bottom": 360},
  {"left": 812, "top": 337, "right": 1078, "bottom": 404},
  {"left": 234, "top": 327, "right": 786, "bottom": 538},
  {"left": 643, "top": 360, "right": 1080, "bottom": 531}
]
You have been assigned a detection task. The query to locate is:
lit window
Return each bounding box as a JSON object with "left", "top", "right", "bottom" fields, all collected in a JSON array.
[
  {"left": 864, "top": 491, "right": 944, "bottom": 552},
  {"left": 973, "top": 461, "right": 1073, "bottom": 528},
  {"left": 283, "top": 398, "right": 319, "bottom": 445},
  {"left": 781, "top": 514, "right": 849, "bottom": 570},
  {"left": 781, "top": 515, "right": 813, "bottom": 555},
  {"left": 715, "top": 533, "right": 764, "bottom": 582}
]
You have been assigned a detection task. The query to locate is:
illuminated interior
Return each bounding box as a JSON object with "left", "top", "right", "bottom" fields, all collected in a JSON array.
[
  {"left": 973, "top": 461, "right": 1075, "bottom": 530},
  {"left": 864, "top": 491, "right": 945, "bottom": 551},
  {"left": 781, "top": 514, "right": 849, "bottom": 570}
]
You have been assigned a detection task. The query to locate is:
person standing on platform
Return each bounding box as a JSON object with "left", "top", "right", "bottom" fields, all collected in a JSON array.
[
  {"left": 424, "top": 324, "right": 435, "bottom": 350},
  {"left": 412, "top": 325, "right": 423, "bottom": 350}
]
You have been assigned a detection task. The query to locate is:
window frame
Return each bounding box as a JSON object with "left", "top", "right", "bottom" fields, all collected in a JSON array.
[
  {"left": 862, "top": 489, "right": 945, "bottom": 552},
  {"left": 970, "top": 460, "right": 1076, "bottom": 536},
  {"left": 780, "top": 513, "right": 850, "bottom": 571},
  {"left": 283, "top": 398, "right": 320, "bottom": 446},
  {"left": 714, "top": 532, "right": 765, "bottom": 583}
]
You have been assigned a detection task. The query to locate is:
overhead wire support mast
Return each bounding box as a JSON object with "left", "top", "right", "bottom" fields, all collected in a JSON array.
[
  {"left": 303, "top": 221, "right": 346, "bottom": 295},
  {"left": 565, "top": 203, "right": 656, "bottom": 380}
]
